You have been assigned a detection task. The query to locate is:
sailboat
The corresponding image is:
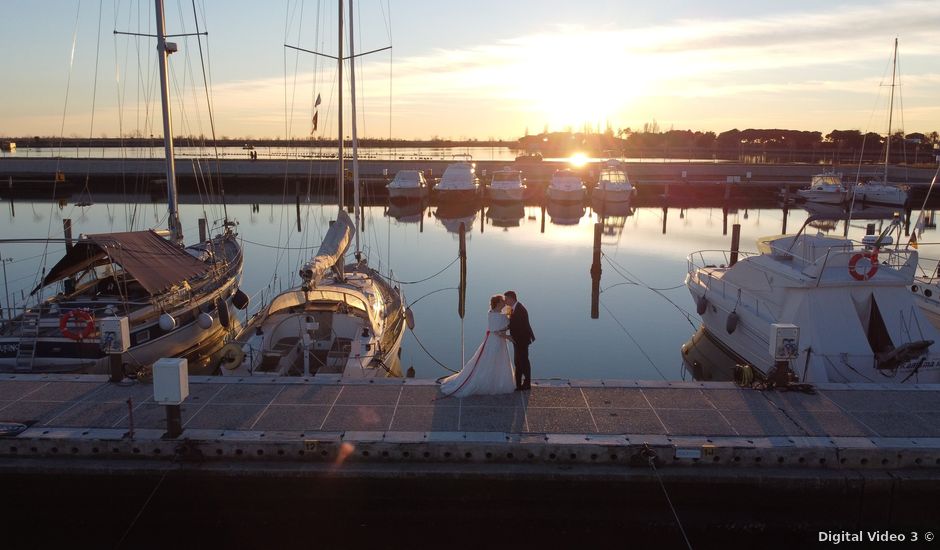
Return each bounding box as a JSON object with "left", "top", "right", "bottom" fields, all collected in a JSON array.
[
  {"left": 851, "top": 39, "right": 909, "bottom": 208},
  {"left": 0, "top": 0, "right": 244, "bottom": 374},
  {"left": 218, "top": 0, "right": 406, "bottom": 378}
]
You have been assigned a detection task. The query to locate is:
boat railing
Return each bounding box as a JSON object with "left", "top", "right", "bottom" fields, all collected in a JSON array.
[{"left": 687, "top": 250, "right": 771, "bottom": 320}]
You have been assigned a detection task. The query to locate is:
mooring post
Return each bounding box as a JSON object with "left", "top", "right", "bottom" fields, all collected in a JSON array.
[
  {"left": 722, "top": 207, "right": 729, "bottom": 236},
  {"left": 782, "top": 206, "right": 789, "bottom": 235},
  {"left": 62, "top": 219, "right": 73, "bottom": 251},
  {"left": 662, "top": 207, "right": 669, "bottom": 235},
  {"left": 458, "top": 222, "right": 467, "bottom": 320},
  {"left": 540, "top": 203, "right": 546, "bottom": 234},
  {"left": 198, "top": 218, "right": 207, "bottom": 242},
  {"left": 590, "top": 222, "right": 602, "bottom": 319},
  {"left": 730, "top": 223, "right": 741, "bottom": 266}
]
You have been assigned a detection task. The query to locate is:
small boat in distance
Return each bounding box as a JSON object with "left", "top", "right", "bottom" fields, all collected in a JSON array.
[
  {"left": 435, "top": 154, "right": 479, "bottom": 201},
  {"left": 387, "top": 169, "right": 429, "bottom": 201},
  {"left": 593, "top": 160, "right": 635, "bottom": 204},
  {"left": 686, "top": 216, "right": 940, "bottom": 384},
  {"left": 487, "top": 168, "right": 525, "bottom": 202},
  {"left": 795, "top": 171, "right": 846, "bottom": 204},
  {"left": 547, "top": 170, "right": 586, "bottom": 202}
]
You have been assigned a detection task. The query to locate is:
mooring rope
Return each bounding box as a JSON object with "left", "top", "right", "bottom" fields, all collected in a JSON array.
[{"left": 642, "top": 445, "right": 694, "bottom": 550}]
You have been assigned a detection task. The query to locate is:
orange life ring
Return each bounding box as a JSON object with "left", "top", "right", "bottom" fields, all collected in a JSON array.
[
  {"left": 59, "top": 309, "right": 95, "bottom": 340},
  {"left": 848, "top": 248, "right": 879, "bottom": 281}
]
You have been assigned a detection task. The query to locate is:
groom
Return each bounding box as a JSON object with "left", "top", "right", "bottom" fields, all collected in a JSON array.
[{"left": 505, "top": 290, "right": 535, "bottom": 390}]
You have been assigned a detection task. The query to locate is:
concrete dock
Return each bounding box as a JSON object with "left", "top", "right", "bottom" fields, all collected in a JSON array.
[{"left": 2, "top": 374, "right": 938, "bottom": 546}]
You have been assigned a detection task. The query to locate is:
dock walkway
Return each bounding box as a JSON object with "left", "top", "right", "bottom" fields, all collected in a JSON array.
[{"left": 2, "top": 374, "right": 939, "bottom": 470}]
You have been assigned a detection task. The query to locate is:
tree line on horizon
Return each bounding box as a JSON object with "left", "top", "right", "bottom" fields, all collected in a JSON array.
[{"left": 7, "top": 127, "right": 940, "bottom": 156}]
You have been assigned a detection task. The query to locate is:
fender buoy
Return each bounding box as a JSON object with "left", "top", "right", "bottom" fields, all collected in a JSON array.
[
  {"left": 159, "top": 313, "right": 177, "bottom": 332},
  {"left": 59, "top": 309, "right": 95, "bottom": 340},
  {"left": 232, "top": 288, "right": 250, "bottom": 311},
  {"left": 696, "top": 295, "right": 708, "bottom": 315},
  {"left": 405, "top": 307, "right": 415, "bottom": 330},
  {"left": 197, "top": 312, "right": 214, "bottom": 330},
  {"left": 726, "top": 311, "right": 739, "bottom": 334},
  {"left": 848, "top": 248, "right": 879, "bottom": 281},
  {"left": 216, "top": 297, "right": 231, "bottom": 329}
]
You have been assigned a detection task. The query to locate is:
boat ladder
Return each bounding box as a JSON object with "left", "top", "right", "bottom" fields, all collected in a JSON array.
[{"left": 14, "top": 311, "right": 41, "bottom": 372}]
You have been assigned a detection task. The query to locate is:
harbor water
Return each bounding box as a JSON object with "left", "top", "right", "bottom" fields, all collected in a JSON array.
[{"left": 0, "top": 193, "right": 926, "bottom": 380}]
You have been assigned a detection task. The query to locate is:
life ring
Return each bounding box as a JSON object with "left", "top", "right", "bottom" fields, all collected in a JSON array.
[
  {"left": 59, "top": 309, "right": 95, "bottom": 340},
  {"left": 848, "top": 248, "right": 879, "bottom": 281}
]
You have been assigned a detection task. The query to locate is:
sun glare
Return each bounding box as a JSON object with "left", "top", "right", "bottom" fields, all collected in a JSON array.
[{"left": 569, "top": 152, "right": 589, "bottom": 167}]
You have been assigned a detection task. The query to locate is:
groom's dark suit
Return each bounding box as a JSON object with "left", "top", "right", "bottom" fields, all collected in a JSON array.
[{"left": 508, "top": 302, "right": 535, "bottom": 389}]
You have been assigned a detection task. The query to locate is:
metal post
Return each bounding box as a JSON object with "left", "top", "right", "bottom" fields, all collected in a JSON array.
[
  {"left": 165, "top": 404, "right": 182, "bottom": 438},
  {"left": 109, "top": 353, "right": 123, "bottom": 383},
  {"left": 63, "top": 219, "right": 73, "bottom": 251},
  {"left": 1, "top": 252, "right": 11, "bottom": 319},
  {"left": 590, "top": 222, "right": 602, "bottom": 319},
  {"left": 198, "top": 218, "right": 207, "bottom": 242},
  {"left": 730, "top": 224, "right": 741, "bottom": 266}
]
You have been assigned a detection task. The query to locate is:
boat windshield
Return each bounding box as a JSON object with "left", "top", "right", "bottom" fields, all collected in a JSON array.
[
  {"left": 600, "top": 170, "right": 627, "bottom": 183},
  {"left": 812, "top": 175, "right": 841, "bottom": 186},
  {"left": 492, "top": 172, "right": 520, "bottom": 183}
]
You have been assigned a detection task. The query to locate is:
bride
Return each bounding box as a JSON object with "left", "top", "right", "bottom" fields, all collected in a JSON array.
[{"left": 439, "top": 294, "right": 516, "bottom": 398}]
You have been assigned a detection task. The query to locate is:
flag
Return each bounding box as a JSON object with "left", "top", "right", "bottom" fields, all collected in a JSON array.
[
  {"left": 311, "top": 111, "right": 318, "bottom": 134},
  {"left": 314, "top": 93, "right": 321, "bottom": 108},
  {"left": 909, "top": 231, "right": 918, "bottom": 249}
]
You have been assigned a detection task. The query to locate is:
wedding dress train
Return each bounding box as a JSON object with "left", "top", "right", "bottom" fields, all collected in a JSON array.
[{"left": 439, "top": 311, "right": 516, "bottom": 397}]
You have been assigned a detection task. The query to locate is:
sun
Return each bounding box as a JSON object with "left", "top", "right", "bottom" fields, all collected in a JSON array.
[{"left": 569, "top": 152, "right": 589, "bottom": 167}]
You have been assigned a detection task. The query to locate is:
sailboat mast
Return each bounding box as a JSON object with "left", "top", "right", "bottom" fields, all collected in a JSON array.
[
  {"left": 337, "top": 0, "right": 344, "bottom": 211},
  {"left": 348, "top": 0, "right": 361, "bottom": 257},
  {"left": 885, "top": 37, "right": 898, "bottom": 183},
  {"left": 154, "top": 0, "right": 183, "bottom": 245}
]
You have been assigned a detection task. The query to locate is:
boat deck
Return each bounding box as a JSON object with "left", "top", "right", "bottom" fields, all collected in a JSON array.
[{"left": 1, "top": 374, "right": 938, "bottom": 470}]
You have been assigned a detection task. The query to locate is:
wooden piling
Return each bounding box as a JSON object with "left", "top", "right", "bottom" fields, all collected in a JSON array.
[
  {"left": 730, "top": 224, "right": 741, "bottom": 266},
  {"left": 591, "top": 222, "right": 602, "bottom": 319},
  {"left": 63, "top": 219, "right": 73, "bottom": 251}
]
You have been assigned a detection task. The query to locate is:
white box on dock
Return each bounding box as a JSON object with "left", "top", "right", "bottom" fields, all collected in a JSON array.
[
  {"left": 99, "top": 316, "right": 130, "bottom": 353},
  {"left": 769, "top": 324, "right": 799, "bottom": 361},
  {"left": 153, "top": 358, "right": 189, "bottom": 405}
]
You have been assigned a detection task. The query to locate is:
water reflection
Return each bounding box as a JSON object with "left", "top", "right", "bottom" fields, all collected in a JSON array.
[{"left": 0, "top": 191, "right": 932, "bottom": 381}]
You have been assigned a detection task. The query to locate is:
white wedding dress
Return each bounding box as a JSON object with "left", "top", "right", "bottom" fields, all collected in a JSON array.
[{"left": 439, "top": 311, "right": 516, "bottom": 397}]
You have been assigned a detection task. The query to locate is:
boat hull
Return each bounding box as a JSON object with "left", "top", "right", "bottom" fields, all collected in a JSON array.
[
  {"left": 487, "top": 187, "right": 524, "bottom": 202},
  {"left": 547, "top": 187, "right": 585, "bottom": 202},
  {"left": 388, "top": 187, "right": 428, "bottom": 201}
]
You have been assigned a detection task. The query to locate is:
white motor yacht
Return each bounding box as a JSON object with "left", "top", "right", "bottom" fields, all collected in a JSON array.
[
  {"left": 686, "top": 217, "right": 940, "bottom": 384},
  {"left": 795, "top": 172, "right": 846, "bottom": 205},
  {"left": 593, "top": 161, "right": 635, "bottom": 203},
  {"left": 435, "top": 155, "right": 479, "bottom": 201},
  {"left": 547, "top": 170, "right": 586, "bottom": 202},
  {"left": 387, "top": 169, "right": 429, "bottom": 201},
  {"left": 486, "top": 168, "right": 525, "bottom": 202}
]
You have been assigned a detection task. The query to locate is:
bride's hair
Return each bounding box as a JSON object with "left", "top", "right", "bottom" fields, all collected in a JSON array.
[{"left": 490, "top": 294, "right": 504, "bottom": 311}]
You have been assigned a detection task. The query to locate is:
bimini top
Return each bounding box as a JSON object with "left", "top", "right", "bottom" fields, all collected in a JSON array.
[{"left": 37, "top": 230, "right": 210, "bottom": 295}]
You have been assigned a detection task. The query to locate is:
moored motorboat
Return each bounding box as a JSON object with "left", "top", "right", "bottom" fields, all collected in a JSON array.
[
  {"left": 686, "top": 217, "right": 940, "bottom": 383},
  {"left": 435, "top": 155, "right": 479, "bottom": 202},
  {"left": 593, "top": 160, "right": 635, "bottom": 203},
  {"left": 547, "top": 170, "right": 585, "bottom": 202},
  {"left": 387, "top": 169, "right": 429, "bottom": 201},
  {"left": 486, "top": 168, "right": 525, "bottom": 202},
  {"left": 795, "top": 171, "right": 846, "bottom": 205}
]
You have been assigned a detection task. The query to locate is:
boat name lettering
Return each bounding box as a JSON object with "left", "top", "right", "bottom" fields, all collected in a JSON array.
[{"left": 0, "top": 343, "right": 18, "bottom": 354}]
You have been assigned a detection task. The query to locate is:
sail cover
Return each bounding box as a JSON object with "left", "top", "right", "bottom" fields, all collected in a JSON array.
[
  {"left": 300, "top": 209, "right": 353, "bottom": 286},
  {"left": 36, "top": 230, "right": 210, "bottom": 295}
]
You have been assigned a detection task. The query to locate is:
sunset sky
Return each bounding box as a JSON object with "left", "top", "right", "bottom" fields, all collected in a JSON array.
[{"left": 2, "top": 0, "right": 939, "bottom": 140}]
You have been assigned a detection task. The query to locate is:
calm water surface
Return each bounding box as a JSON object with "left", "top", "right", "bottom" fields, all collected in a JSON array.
[{"left": 0, "top": 195, "right": 926, "bottom": 380}]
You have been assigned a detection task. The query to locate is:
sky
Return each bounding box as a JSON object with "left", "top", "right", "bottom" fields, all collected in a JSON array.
[{"left": 1, "top": 0, "right": 939, "bottom": 141}]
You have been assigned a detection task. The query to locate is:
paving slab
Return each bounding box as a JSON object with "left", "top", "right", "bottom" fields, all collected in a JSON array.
[
  {"left": 642, "top": 388, "right": 714, "bottom": 410},
  {"left": 390, "top": 406, "right": 460, "bottom": 432},
  {"left": 211, "top": 384, "right": 285, "bottom": 405},
  {"left": 458, "top": 406, "right": 526, "bottom": 432},
  {"left": 334, "top": 385, "right": 402, "bottom": 407},
  {"left": 250, "top": 404, "right": 331, "bottom": 431},
  {"left": 656, "top": 409, "right": 737, "bottom": 436},
  {"left": 321, "top": 405, "right": 395, "bottom": 431},
  {"left": 581, "top": 387, "right": 649, "bottom": 409},
  {"left": 524, "top": 408, "right": 596, "bottom": 433},
  {"left": 591, "top": 408, "right": 666, "bottom": 434},
  {"left": 184, "top": 403, "right": 266, "bottom": 430}
]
